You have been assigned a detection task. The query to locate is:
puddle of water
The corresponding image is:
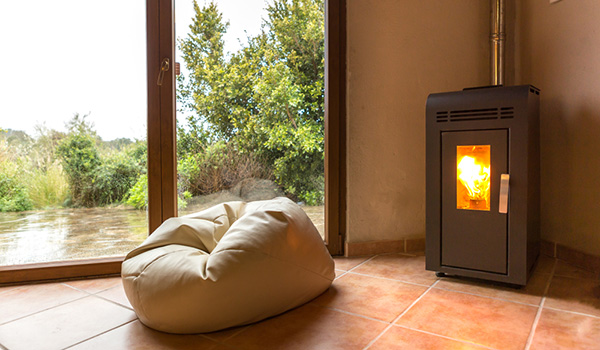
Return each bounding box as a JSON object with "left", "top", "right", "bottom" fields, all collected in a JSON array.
[
  {"left": 0, "top": 208, "right": 148, "bottom": 265},
  {"left": 0, "top": 204, "right": 324, "bottom": 266}
]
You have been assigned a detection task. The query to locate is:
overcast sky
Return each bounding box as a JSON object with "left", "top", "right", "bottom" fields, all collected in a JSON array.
[{"left": 0, "top": 0, "right": 266, "bottom": 141}]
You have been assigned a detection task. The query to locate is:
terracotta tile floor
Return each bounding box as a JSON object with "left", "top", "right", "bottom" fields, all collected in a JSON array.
[{"left": 0, "top": 253, "right": 598, "bottom": 350}]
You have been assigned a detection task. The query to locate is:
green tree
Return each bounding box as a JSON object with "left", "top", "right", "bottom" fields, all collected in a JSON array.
[
  {"left": 57, "top": 128, "right": 101, "bottom": 207},
  {"left": 178, "top": 0, "right": 325, "bottom": 204}
]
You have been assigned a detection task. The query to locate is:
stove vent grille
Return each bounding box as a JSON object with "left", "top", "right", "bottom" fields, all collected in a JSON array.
[{"left": 436, "top": 106, "right": 514, "bottom": 123}]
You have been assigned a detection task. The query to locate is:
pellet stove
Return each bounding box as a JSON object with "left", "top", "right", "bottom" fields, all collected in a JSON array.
[{"left": 425, "top": 85, "right": 540, "bottom": 286}]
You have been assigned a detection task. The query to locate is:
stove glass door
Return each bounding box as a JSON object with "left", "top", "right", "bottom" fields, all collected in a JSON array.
[
  {"left": 456, "top": 145, "right": 491, "bottom": 211},
  {"left": 441, "top": 129, "right": 508, "bottom": 274}
]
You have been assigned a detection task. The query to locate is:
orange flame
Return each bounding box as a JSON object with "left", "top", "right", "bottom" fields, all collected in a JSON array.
[{"left": 457, "top": 155, "right": 490, "bottom": 201}]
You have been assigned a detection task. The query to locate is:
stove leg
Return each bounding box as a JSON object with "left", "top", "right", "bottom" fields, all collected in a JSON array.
[{"left": 435, "top": 272, "right": 446, "bottom": 278}]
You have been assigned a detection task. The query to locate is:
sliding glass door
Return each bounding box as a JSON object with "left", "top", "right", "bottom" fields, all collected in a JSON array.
[{"left": 0, "top": 0, "right": 343, "bottom": 283}]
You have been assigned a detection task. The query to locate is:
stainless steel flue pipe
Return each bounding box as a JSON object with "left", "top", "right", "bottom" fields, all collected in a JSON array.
[{"left": 491, "top": 0, "right": 505, "bottom": 85}]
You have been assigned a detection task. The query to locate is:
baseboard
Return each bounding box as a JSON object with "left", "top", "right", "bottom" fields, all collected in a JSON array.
[
  {"left": 541, "top": 240, "right": 600, "bottom": 274},
  {"left": 344, "top": 238, "right": 425, "bottom": 257}
]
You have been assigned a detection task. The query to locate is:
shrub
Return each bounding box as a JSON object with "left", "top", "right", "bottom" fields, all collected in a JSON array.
[
  {"left": 124, "top": 174, "right": 189, "bottom": 210},
  {"left": 94, "top": 152, "right": 141, "bottom": 205},
  {"left": 57, "top": 133, "right": 101, "bottom": 207},
  {"left": 125, "top": 174, "right": 147, "bottom": 210},
  {"left": 0, "top": 173, "right": 33, "bottom": 212},
  {"left": 58, "top": 131, "right": 146, "bottom": 207},
  {"left": 178, "top": 141, "right": 272, "bottom": 196}
]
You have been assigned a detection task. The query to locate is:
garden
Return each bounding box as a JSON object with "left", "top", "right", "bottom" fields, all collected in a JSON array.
[{"left": 0, "top": 0, "right": 325, "bottom": 265}]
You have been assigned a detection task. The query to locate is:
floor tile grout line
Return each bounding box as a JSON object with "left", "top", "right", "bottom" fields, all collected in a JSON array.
[
  {"left": 524, "top": 257, "right": 556, "bottom": 350},
  {"left": 393, "top": 324, "right": 498, "bottom": 350},
  {"left": 61, "top": 318, "right": 138, "bottom": 350},
  {"left": 539, "top": 257, "right": 600, "bottom": 319},
  {"left": 543, "top": 258, "right": 557, "bottom": 297},
  {"left": 346, "top": 270, "right": 436, "bottom": 288},
  {"left": 88, "top": 293, "right": 135, "bottom": 311},
  {"left": 202, "top": 325, "right": 253, "bottom": 343},
  {"left": 359, "top": 318, "right": 394, "bottom": 349},
  {"left": 319, "top": 306, "right": 389, "bottom": 325},
  {"left": 0, "top": 294, "right": 90, "bottom": 327},
  {"left": 524, "top": 297, "right": 546, "bottom": 350},
  {"left": 392, "top": 279, "right": 439, "bottom": 323},
  {"left": 344, "top": 255, "right": 379, "bottom": 273},
  {"left": 398, "top": 252, "right": 419, "bottom": 257},
  {"left": 430, "top": 284, "right": 541, "bottom": 308},
  {"left": 361, "top": 280, "right": 439, "bottom": 350},
  {"left": 374, "top": 252, "right": 418, "bottom": 258},
  {"left": 552, "top": 273, "right": 600, "bottom": 281},
  {"left": 0, "top": 286, "right": 21, "bottom": 297},
  {"left": 198, "top": 335, "right": 241, "bottom": 350},
  {"left": 61, "top": 282, "right": 120, "bottom": 296},
  {"left": 334, "top": 270, "right": 349, "bottom": 280},
  {"left": 542, "top": 306, "right": 600, "bottom": 320}
]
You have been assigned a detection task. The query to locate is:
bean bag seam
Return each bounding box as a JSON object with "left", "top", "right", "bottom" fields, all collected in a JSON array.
[
  {"left": 209, "top": 248, "right": 334, "bottom": 282},
  {"left": 127, "top": 246, "right": 196, "bottom": 277}
]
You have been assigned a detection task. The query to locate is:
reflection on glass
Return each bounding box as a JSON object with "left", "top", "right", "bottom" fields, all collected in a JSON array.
[
  {"left": 175, "top": 0, "right": 325, "bottom": 238},
  {"left": 457, "top": 145, "right": 491, "bottom": 211}
]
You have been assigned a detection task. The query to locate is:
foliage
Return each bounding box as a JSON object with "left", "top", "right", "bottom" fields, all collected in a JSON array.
[
  {"left": 25, "top": 162, "right": 69, "bottom": 209},
  {"left": 57, "top": 121, "right": 102, "bottom": 207},
  {"left": 1, "top": 127, "right": 68, "bottom": 211},
  {"left": 0, "top": 139, "right": 33, "bottom": 212},
  {"left": 126, "top": 174, "right": 148, "bottom": 210},
  {"left": 1, "top": 117, "right": 145, "bottom": 211},
  {"left": 56, "top": 114, "right": 145, "bottom": 208},
  {"left": 94, "top": 151, "right": 142, "bottom": 205},
  {"left": 126, "top": 141, "right": 148, "bottom": 170},
  {"left": 178, "top": 141, "right": 271, "bottom": 196},
  {"left": 0, "top": 172, "right": 33, "bottom": 212},
  {"left": 177, "top": 0, "right": 325, "bottom": 204}
]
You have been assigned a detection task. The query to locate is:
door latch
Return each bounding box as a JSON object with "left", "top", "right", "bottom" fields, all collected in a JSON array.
[{"left": 157, "top": 58, "right": 170, "bottom": 86}]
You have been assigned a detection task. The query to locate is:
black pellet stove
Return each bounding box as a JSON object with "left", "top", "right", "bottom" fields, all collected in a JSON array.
[{"left": 425, "top": 85, "right": 540, "bottom": 286}]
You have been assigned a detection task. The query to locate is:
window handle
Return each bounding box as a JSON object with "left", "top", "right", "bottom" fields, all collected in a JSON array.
[
  {"left": 157, "top": 58, "right": 170, "bottom": 86},
  {"left": 499, "top": 174, "right": 509, "bottom": 214}
]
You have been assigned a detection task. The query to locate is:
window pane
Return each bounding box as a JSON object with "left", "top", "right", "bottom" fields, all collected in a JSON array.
[
  {"left": 175, "top": 0, "right": 325, "bottom": 238},
  {"left": 0, "top": 0, "right": 148, "bottom": 265}
]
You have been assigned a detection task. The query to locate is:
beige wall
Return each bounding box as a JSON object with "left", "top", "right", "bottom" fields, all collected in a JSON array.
[
  {"left": 346, "top": 1, "right": 490, "bottom": 243},
  {"left": 516, "top": 1, "right": 600, "bottom": 256},
  {"left": 345, "top": 0, "right": 600, "bottom": 257}
]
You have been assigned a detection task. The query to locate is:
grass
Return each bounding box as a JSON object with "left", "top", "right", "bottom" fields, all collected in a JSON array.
[{"left": 25, "top": 162, "right": 69, "bottom": 209}]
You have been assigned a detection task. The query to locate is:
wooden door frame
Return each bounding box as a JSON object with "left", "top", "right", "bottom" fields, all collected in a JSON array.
[
  {"left": 0, "top": 0, "right": 346, "bottom": 284},
  {"left": 325, "top": 0, "right": 346, "bottom": 256},
  {"left": 147, "top": 0, "right": 178, "bottom": 233}
]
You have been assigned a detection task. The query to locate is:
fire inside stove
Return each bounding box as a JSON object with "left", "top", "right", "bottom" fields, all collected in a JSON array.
[{"left": 456, "top": 145, "right": 491, "bottom": 211}]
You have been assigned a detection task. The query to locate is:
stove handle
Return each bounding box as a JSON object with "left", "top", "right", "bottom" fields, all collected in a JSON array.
[{"left": 499, "top": 174, "right": 510, "bottom": 214}]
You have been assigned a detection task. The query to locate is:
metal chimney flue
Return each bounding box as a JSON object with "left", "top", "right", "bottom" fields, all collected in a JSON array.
[{"left": 490, "top": 0, "right": 505, "bottom": 85}]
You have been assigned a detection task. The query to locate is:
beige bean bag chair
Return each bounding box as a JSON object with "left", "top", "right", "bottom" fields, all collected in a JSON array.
[{"left": 121, "top": 197, "right": 334, "bottom": 334}]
